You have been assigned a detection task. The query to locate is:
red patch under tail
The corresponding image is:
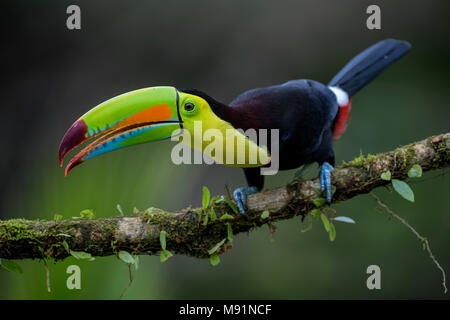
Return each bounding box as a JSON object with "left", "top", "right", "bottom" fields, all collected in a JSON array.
[{"left": 333, "top": 98, "right": 352, "bottom": 139}]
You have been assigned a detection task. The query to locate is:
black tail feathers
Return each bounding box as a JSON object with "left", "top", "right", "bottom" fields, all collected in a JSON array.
[{"left": 328, "top": 39, "right": 411, "bottom": 97}]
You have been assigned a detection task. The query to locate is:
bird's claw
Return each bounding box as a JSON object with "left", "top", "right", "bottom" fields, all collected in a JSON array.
[
  {"left": 233, "top": 186, "right": 259, "bottom": 214},
  {"left": 320, "top": 162, "right": 334, "bottom": 203}
]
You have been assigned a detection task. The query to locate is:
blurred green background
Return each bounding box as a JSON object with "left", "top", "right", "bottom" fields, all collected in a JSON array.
[{"left": 1, "top": 0, "right": 449, "bottom": 299}]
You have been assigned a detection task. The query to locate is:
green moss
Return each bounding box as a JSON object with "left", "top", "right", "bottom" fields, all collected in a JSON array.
[
  {"left": 348, "top": 154, "right": 365, "bottom": 166},
  {"left": 0, "top": 219, "right": 46, "bottom": 241},
  {"left": 404, "top": 145, "right": 416, "bottom": 166},
  {"left": 391, "top": 144, "right": 416, "bottom": 171},
  {"left": 139, "top": 207, "right": 166, "bottom": 224},
  {"left": 366, "top": 154, "right": 377, "bottom": 163},
  {"left": 340, "top": 152, "right": 378, "bottom": 169}
]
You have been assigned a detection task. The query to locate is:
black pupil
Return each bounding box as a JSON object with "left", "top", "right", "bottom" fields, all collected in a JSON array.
[{"left": 185, "top": 103, "right": 195, "bottom": 111}]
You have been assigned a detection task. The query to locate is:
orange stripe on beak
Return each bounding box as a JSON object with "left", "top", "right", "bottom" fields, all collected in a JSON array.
[{"left": 111, "top": 104, "right": 173, "bottom": 129}]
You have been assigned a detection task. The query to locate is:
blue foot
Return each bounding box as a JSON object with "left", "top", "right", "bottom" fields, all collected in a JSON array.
[
  {"left": 233, "top": 186, "right": 259, "bottom": 214},
  {"left": 320, "top": 162, "right": 334, "bottom": 203}
]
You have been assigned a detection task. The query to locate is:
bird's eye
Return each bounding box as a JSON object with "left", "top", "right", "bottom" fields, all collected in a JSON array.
[{"left": 184, "top": 102, "right": 195, "bottom": 112}]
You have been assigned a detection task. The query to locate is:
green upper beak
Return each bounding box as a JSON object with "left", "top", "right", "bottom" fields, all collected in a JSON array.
[{"left": 59, "top": 86, "right": 182, "bottom": 175}]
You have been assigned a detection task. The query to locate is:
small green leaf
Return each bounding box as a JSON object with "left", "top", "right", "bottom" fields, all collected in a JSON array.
[
  {"left": 202, "top": 186, "right": 211, "bottom": 209},
  {"left": 146, "top": 207, "right": 163, "bottom": 214},
  {"left": 311, "top": 209, "right": 321, "bottom": 220},
  {"left": 160, "top": 249, "right": 173, "bottom": 263},
  {"left": 160, "top": 230, "right": 167, "bottom": 251},
  {"left": 227, "top": 223, "right": 233, "bottom": 243},
  {"left": 56, "top": 233, "right": 71, "bottom": 238},
  {"left": 422, "top": 241, "right": 427, "bottom": 251},
  {"left": 208, "top": 238, "right": 226, "bottom": 255},
  {"left": 80, "top": 209, "right": 95, "bottom": 219},
  {"left": 70, "top": 250, "right": 95, "bottom": 261},
  {"left": 223, "top": 197, "right": 239, "bottom": 214},
  {"left": 334, "top": 216, "right": 356, "bottom": 224},
  {"left": 202, "top": 213, "right": 209, "bottom": 226},
  {"left": 300, "top": 215, "right": 313, "bottom": 233},
  {"left": 313, "top": 198, "right": 327, "bottom": 208},
  {"left": 210, "top": 254, "right": 220, "bottom": 266},
  {"left": 320, "top": 213, "right": 331, "bottom": 232},
  {"left": 329, "top": 223, "right": 336, "bottom": 242},
  {"left": 392, "top": 179, "right": 415, "bottom": 202},
  {"left": 117, "top": 204, "right": 124, "bottom": 216},
  {"left": 118, "top": 251, "right": 135, "bottom": 264},
  {"left": 69, "top": 251, "right": 80, "bottom": 259},
  {"left": 220, "top": 214, "right": 234, "bottom": 220},
  {"left": 53, "top": 214, "right": 63, "bottom": 221},
  {"left": 381, "top": 170, "right": 391, "bottom": 181},
  {"left": 133, "top": 207, "right": 140, "bottom": 214},
  {"left": 408, "top": 164, "right": 422, "bottom": 178},
  {"left": 133, "top": 255, "right": 140, "bottom": 270},
  {"left": 62, "top": 240, "right": 70, "bottom": 254},
  {"left": 209, "top": 207, "right": 217, "bottom": 222},
  {"left": 1, "top": 260, "right": 23, "bottom": 274},
  {"left": 261, "top": 210, "right": 270, "bottom": 219},
  {"left": 211, "top": 196, "right": 224, "bottom": 204}
]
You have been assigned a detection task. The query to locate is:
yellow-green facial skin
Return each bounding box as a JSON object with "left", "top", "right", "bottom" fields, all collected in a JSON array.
[{"left": 177, "top": 92, "right": 271, "bottom": 167}]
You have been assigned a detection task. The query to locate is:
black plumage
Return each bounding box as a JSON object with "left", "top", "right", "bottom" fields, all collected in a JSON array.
[{"left": 181, "top": 39, "right": 411, "bottom": 192}]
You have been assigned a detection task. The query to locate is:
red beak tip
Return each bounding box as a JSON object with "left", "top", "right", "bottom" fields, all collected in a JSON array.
[
  {"left": 64, "top": 165, "right": 71, "bottom": 177},
  {"left": 65, "top": 158, "right": 83, "bottom": 176},
  {"left": 59, "top": 119, "right": 88, "bottom": 174},
  {"left": 58, "top": 119, "right": 88, "bottom": 168}
]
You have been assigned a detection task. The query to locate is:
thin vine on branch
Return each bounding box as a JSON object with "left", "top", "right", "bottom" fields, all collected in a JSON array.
[{"left": 370, "top": 191, "right": 447, "bottom": 294}]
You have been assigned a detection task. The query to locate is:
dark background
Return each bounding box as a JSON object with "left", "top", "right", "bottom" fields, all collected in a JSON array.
[{"left": 1, "top": 0, "right": 449, "bottom": 299}]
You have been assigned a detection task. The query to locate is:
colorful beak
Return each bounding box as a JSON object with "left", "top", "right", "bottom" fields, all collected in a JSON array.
[{"left": 59, "top": 86, "right": 182, "bottom": 175}]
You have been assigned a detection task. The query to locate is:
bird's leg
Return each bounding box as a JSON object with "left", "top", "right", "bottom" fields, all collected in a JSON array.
[
  {"left": 233, "top": 168, "right": 265, "bottom": 214},
  {"left": 320, "top": 162, "right": 334, "bottom": 203},
  {"left": 233, "top": 186, "right": 259, "bottom": 214}
]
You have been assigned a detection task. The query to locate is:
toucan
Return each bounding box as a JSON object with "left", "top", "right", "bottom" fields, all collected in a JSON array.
[{"left": 59, "top": 39, "right": 411, "bottom": 213}]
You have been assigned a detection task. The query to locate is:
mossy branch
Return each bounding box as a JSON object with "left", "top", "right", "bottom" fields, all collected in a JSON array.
[{"left": 0, "top": 133, "right": 449, "bottom": 260}]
